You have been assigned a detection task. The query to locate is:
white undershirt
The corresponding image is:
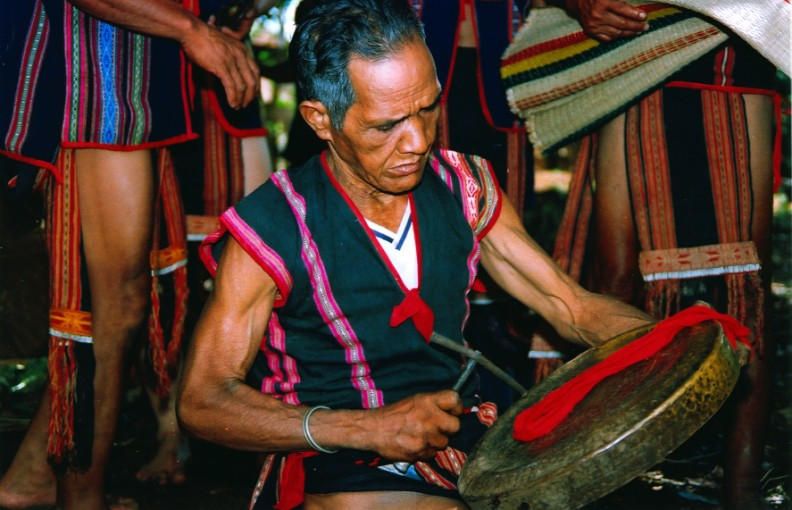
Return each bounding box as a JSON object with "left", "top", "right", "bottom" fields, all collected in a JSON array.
[{"left": 365, "top": 202, "right": 418, "bottom": 290}]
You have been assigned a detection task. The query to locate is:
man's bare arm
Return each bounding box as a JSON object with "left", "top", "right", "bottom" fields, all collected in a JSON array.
[
  {"left": 69, "top": 0, "right": 259, "bottom": 108},
  {"left": 480, "top": 197, "right": 653, "bottom": 346},
  {"left": 178, "top": 238, "right": 463, "bottom": 460},
  {"left": 537, "top": 0, "right": 648, "bottom": 42}
]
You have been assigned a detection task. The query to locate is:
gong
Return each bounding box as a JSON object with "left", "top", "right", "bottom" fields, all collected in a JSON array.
[{"left": 458, "top": 321, "right": 742, "bottom": 509}]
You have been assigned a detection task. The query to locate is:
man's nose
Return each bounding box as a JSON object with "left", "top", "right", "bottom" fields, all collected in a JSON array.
[{"left": 399, "top": 116, "right": 433, "bottom": 154}]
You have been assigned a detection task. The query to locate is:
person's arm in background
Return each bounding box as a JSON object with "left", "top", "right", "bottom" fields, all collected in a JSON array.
[
  {"left": 69, "top": 0, "right": 259, "bottom": 108},
  {"left": 480, "top": 197, "right": 654, "bottom": 347},
  {"left": 539, "top": 0, "right": 649, "bottom": 41}
]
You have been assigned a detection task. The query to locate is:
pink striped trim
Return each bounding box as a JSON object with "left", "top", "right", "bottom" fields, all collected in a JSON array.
[
  {"left": 218, "top": 208, "right": 293, "bottom": 306},
  {"left": 198, "top": 210, "right": 293, "bottom": 307},
  {"left": 5, "top": 1, "right": 49, "bottom": 152},
  {"left": 140, "top": 37, "right": 152, "bottom": 142},
  {"left": 476, "top": 401, "right": 498, "bottom": 427},
  {"left": 260, "top": 312, "right": 301, "bottom": 405},
  {"left": 437, "top": 150, "right": 482, "bottom": 231},
  {"left": 248, "top": 453, "right": 276, "bottom": 510},
  {"left": 62, "top": 4, "right": 73, "bottom": 140},
  {"left": 429, "top": 155, "right": 455, "bottom": 190},
  {"left": 435, "top": 447, "right": 466, "bottom": 476},
  {"left": 123, "top": 40, "right": 133, "bottom": 144},
  {"left": 463, "top": 242, "right": 482, "bottom": 328},
  {"left": 77, "top": 8, "right": 89, "bottom": 140},
  {"left": 427, "top": 151, "right": 486, "bottom": 329},
  {"left": 415, "top": 461, "right": 456, "bottom": 490},
  {"left": 272, "top": 171, "right": 384, "bottom": 409}
]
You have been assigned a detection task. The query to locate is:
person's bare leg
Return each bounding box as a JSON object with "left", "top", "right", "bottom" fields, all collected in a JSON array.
[
  {"left": 57, "top": 149, "right": 154, "bottom": 510},
  {"left": 722, "top": 95, "right": 774, "bottom": 510},
  {"left": 135, "top": 385, "right": 187, "bottom": 485},
  {"left": 137, "top": 135, "right": 271, "bottom": 485},
  {"left": 241, "top": 135, "right": 272, "bottom": 194},
  {"left": 590, "top": 114, "right": 641, "bottom": 302},
  {"left": 0, "top": 392, "right": 56, "bottom": 508},
  {"left": 305, "top": 491, "right": 469, "bottom": 510}
]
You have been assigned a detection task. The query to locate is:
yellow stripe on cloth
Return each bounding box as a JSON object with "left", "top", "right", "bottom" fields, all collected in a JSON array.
[{"left": 501, "top": 7, "right": 680, "bottom": 78}]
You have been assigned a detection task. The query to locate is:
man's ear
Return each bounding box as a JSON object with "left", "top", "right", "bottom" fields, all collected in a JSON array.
[{"left": 299, "top": 100, "right": 334, "bottom": 142}]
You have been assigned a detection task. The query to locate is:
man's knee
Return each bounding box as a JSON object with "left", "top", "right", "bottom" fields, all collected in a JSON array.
[
  {"left": 304, "top": 491, "right": 469, "bottom": 510},
  {"left": 91, "top": 264, "right": 151, "bottom": 331},
  {"left": 117, "top": 268, "right": 151, "bottom": 325}
]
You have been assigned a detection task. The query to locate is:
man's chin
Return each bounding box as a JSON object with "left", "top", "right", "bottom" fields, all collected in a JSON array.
[{"left": 385, "top": 171, "right": 424, "bottom": 195}]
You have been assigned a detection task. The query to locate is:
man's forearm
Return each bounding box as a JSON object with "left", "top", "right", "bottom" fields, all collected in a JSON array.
[
  {"left": 177, "top": 375, "right": 375, "bottom": 453},
  {"left": 480, "top": 203, "right": 653, "bottom": 346},
  {"left": 563, "top": 290, "right": 654, "bottom": 345},
  {"left": 69, "top": 0, "right": 200, "bottom": 43}
]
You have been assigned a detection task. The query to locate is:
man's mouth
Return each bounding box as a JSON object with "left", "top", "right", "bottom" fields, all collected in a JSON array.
[{"left": 390, "top": 161, "right": 423, "bottom": 176}]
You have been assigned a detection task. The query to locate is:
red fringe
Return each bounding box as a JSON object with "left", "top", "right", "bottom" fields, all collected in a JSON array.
[
  {"left": 147, "top": 149, "right": 189, "bottom": 398},
  {"left": 644, "top": 279, "right": 681, "bottom": 321},
  {"left": 551, "top": 135, "right": 595, "bottom": 280},
  {"left": 726, "top": 272, "right": 765, "bottom": 357},
  {"left": 44, "top": 150, "right": 88, "bottom": 468},
  {"left": 46, "top": 336, "right": 76, "bottom": 465}
]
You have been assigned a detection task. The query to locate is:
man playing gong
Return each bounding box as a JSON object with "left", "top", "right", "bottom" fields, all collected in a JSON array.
[{"left": 177, "top": 1, "right": 651, "bottom": 508}]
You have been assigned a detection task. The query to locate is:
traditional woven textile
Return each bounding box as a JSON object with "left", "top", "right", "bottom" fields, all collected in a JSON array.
[
  {"left": 639, "top": 242, "right": 761, "bottom": 282},
  {"left": 148, "top": 149, "right": 189, "bottom": 398},
  {"left": 551, "top": 82, "right": 766, "bottom": 355},
  {"left": 625, "top": 87, "right": 764, "bottom": 340},
  {"left": 46, "top": 150, "right": 94, "bottom": 470},
  {"left": 659, "top": 0, "right": 790, "bottom": 75},
  {"left": 184, "top": 87, "right": 264, "bottom": 243},
  {"left": 414, "top": 0, "right": 532, "bottom": 213},
  {"left": 200, "top": 89, "right": 247, "bottom": 217},
  {"left": 502, "top": 0, "right": 790, "bottom": 150},
  {"left": 44, "top": 149, "right": 191, "bottom": 468},
  {"left": 0, "top": 1, "right": 200, "bottom": 177},
  {"left": 501, "top": 3, "right": 729, "bottom": 150}
]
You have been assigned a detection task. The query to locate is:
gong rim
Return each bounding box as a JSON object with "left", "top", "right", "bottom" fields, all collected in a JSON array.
[{"left": 459, "top": 321, "right": 741, "bottom": 510}]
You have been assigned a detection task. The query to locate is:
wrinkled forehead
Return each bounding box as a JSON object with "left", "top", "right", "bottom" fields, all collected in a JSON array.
[{"left": 347, "top": 40, "right": 440, "bottom": 106}]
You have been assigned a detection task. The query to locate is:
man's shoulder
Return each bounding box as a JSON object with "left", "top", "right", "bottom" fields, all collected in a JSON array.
[
  {"left": 425, "top": 149, "right": 502, "bottom": 237},
  {"left": 427, "top": 149, "right": 496, "bottom": 188}
]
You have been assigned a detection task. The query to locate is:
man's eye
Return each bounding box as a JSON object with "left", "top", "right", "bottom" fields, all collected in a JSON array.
[{"left": 377, "top": 123, "right": 396, "bottom": 132}]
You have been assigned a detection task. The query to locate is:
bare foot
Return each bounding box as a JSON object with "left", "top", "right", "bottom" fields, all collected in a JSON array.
[
  {"left": 107, "top": 495, "right": 139, "bottom": 510},
  {"left": 0, "top": 398, "right": 57, "bottom": 508},
  {"left": 137, "top": 373, "right": 188, "bottom": 486},
  {"left": 0, "top": 476, "right": 56, "bottom": 509},
  {"left": 135, "top": 432, "right": 188, "bottom": 486},
  {"left": 0, "top": 455, "right": 56, "bottom": 509}
]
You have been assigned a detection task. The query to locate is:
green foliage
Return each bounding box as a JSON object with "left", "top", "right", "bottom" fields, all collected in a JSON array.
[{"left": 0, "top": 357, "right": 47, "bottom": 431}]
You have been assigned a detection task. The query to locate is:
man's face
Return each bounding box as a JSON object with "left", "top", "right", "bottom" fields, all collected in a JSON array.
[{"left": 328, "top": 40, "right": 442, "bottom": 196}]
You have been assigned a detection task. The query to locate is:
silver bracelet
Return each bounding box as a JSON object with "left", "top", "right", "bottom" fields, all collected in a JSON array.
[{"left": 302, "top": 405, "right": 338, "bottom": 454}]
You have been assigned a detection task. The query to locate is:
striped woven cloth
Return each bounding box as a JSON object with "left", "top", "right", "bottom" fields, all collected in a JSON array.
[{"left": 501, "top": 3, "right": 727, "bottom": 150}]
